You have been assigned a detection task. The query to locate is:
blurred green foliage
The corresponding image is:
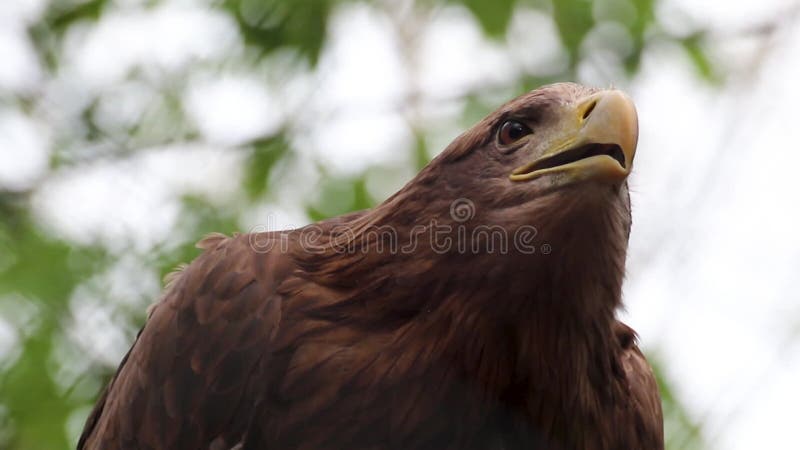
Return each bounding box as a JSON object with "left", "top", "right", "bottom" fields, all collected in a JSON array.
[
  {"left": 223, "top": 0, "right": 336, "bottom": 64},
  {"left": 460, "top": 0, "right": 517, "bottom": 37},
  {"left": 0, "top": 0, "right": 718, "bottom": 448}
]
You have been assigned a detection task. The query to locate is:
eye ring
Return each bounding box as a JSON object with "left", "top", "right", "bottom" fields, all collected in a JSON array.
[{"left": 497, "top": 120, "right": 532, "bottom": 146}]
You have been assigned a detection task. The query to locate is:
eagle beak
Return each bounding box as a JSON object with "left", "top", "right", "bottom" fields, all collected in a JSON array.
[{"left": 509, "top": 90, "right": 638, "bottom": 183}]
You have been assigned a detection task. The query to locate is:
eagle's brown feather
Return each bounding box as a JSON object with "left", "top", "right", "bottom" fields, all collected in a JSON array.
[{"left": 80, "top": 83, "right": 663, "bottom": 450}]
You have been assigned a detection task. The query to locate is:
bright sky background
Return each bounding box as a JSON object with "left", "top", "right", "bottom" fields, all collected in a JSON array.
[{"left": 2, "top": 0, "right": 800, "bottom": 448}]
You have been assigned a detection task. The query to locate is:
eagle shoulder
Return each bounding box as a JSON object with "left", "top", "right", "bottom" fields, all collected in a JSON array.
[
  {"left": 615, "top": 321, "right": 664, "bottom": 449},
  {"left": 79, "top": 232, "right": 293, "bottom": 449}
]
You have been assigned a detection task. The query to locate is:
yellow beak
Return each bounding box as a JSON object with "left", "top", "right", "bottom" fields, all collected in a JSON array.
[{"left": 509, "top": 90, "right": 638, "bottom": 183}]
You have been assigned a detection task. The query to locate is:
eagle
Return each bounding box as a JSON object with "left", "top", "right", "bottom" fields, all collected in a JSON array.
[{"left": 79, "top": 83, "right": 663, "bottom": 450}]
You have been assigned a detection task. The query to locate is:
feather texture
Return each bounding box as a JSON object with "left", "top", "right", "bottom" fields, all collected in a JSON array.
[{"left": 80, "top": 83, "right": 663, "bottom": 450}]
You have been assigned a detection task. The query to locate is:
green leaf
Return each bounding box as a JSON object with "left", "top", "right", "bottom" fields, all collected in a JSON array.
[
  {"left": 306, "top": 174, "right": 376, "bottom": 221},
  {"left": 681, "top": 33, "right": 719, "bottom": 83},
  {"left": 0, "top": 220, "right": 102, "bottom": 304},
  {"left": 351, "top": 176, "right": 373, "bottom": 211},
  {"left": 47, "top": 0, "right": 108, "bottom": 33},
  {"left": 221, "top": 0, "right": 336, "bottom": 65},
  {"left": 0, "top": 212, "right": 109, "bottom": 450},
  {"left": 456, "top": 0, "right": 517, "bottom": 38},
  {"left": 648, "top": 353, "right": 707, "bottom": 450},
  {"left": 243, "top": 134, "right": 290, "bottom": 200},
  {"left": 27, "top": 0, "right": 109, "bottom": 69},
  {"left": 1, "top": 320, "right": 73, "bottom": 450},
  {"left": 308, "top": 177, "right": 357, "bottom": 219},
  {"left": 551, "top": 0, "right": 595, "bottom": 68},
  {"left": 624, "top": 0, "right": 656, "bottom": 73},
  {"left": 413, "top": 132, "right": 430, "bottom": 171}
]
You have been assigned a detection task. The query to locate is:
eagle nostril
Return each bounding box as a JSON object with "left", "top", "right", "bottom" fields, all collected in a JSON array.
[{"left": 582, "top": 100, "right": 597, "bottom": 121}]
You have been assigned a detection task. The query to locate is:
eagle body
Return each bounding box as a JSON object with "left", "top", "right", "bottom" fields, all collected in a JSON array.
[{"left": 80, "top": 83, "right": 663, "bottom": 449}]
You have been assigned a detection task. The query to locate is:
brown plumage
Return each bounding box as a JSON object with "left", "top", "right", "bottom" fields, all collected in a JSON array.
[{"left": 80, "top": 83, "right": 663, "bottom": 450}]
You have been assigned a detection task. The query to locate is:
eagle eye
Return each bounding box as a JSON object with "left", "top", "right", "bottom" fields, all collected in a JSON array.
[{"left": 498, "top": 120, "right": 532, "bottom": 146}]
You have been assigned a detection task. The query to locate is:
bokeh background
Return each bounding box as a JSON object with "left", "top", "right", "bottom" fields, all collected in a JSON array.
[{"left": 2, "top": 0, "right": 799, "bottom": 448}]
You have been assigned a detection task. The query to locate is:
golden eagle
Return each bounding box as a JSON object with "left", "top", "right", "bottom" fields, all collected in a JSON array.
[{"left": 79, "top": 83, "right": 663, "bottom": 449}]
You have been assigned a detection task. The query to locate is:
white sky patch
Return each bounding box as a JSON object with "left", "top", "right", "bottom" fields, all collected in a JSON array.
[
  {"left": 669, "top": 0, "right": 795, "bottom": 30},
  {"left": 314, "top": 3, "right": 408, "bottom": 111},
  {"left": 239, "top": 202, "right": 310, "bottom": 234},
  {"left": 0, "top": 110, "right": 51, "bottom": 191},
  {"left": 734, "top": 349, "right": 800, "bottom": 449},
  {"left": 506, "top": 8, "right": 569, "bottom": 76},
  {"left": 103, "top": 254, "right": 162, "bottom": 308},
  {"left": 577, "top": 28, "right": 633, "bottom": 86},
  {"left": 364, "top": 164, "right": 417, "bottom": 203},
  {"left": 92, "top": 80, "right": 159, "bottom": 133},
  {"left": 0, "top": 316, "right": 19, "bottom": 370},
  {"left": 300, "top": 112, "right": 413, "bottom": 176},
  {"left": 418, "top": 6, "right": 515, "bottom": 98},
  {"left": 292, "top": 2, "right": 414, "bottom": 177},
  {"left": 33, "top": 160, "right": 181, "bottom": 252},
  {"left": 32, "top": 145, "right": 244, "bottom": 253},
  {"left": 0, "top": 24, "right": 42, "bottom": 93},
  {"left": 624, "top": 49, "right": 735, "bottom": 444},
  {"left": 0, "top": 0, "right": 46, "bottom": 26},
  {"left": 624, "top": 12, "right": 800, "bottom": 450},
  {"left": 66, "top": 3, "right": 239, "bottom": 88},
  {"left": 64, "top": 255, "right": 160, "bottom": 369},
  {"left": 185, "top": 74, "right": 283, "bottom": 146},
  {"left": 138, "top": 145, "right": 245, "bottom": 203},
  {"left": 66, "top": 291, "right": 137, "bottom": 369},
  {"left": 265, "top": 152, "right": 323, "bottom": 207}
]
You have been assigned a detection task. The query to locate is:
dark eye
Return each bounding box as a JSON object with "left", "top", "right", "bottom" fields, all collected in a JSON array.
[{"left": 497, "top": 120, "right": 532, "bottom": 146}]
